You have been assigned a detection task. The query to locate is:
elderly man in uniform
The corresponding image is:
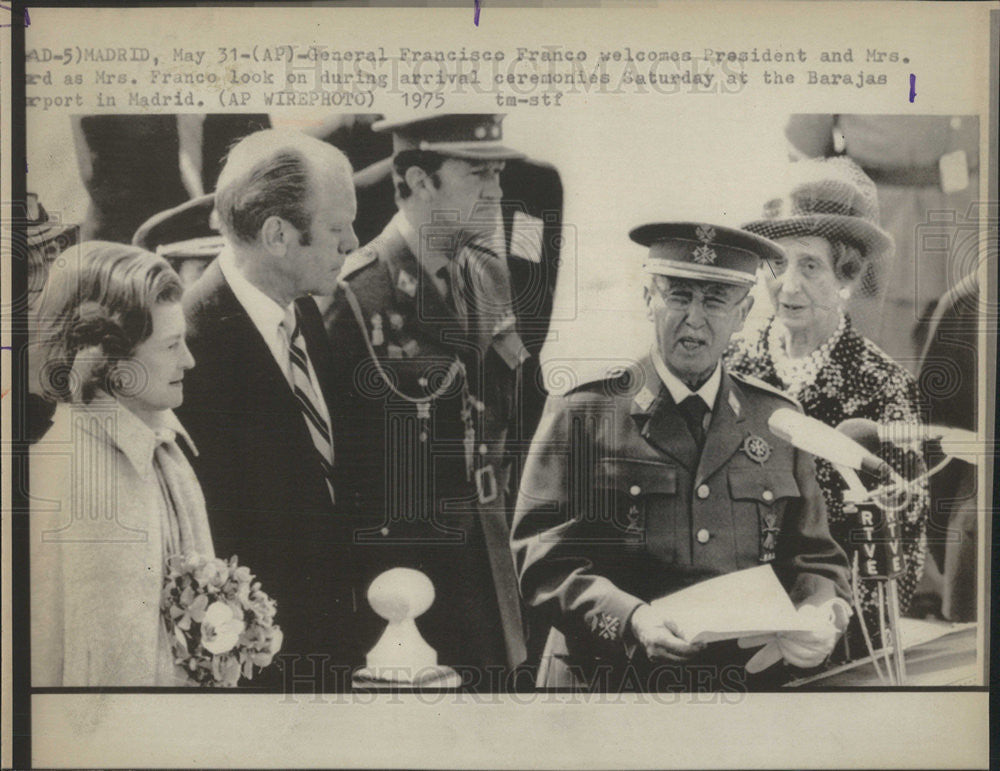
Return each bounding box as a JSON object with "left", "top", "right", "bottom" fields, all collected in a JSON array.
[
  {"left": 511, "top": 222, "right": 852, "bottom": 691},
  {"left": 325, "top": 114, "right": 536, "bottom": 683}
]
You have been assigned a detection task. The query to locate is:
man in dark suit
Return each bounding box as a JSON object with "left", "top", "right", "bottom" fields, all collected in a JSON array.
[
  {"left": 512, "top": 223, "right": 851, "bottom": 691},
  {"left": 177, "top": 129, "right": 365, "bottom": 688},
  {"left": 324, "top": 115, "right": 548, "bottom": 685}
]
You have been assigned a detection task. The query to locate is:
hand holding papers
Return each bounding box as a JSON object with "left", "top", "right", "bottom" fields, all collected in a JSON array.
[
  {"left": 644, "top": 565, "right": 850, "bottom": 672},
  {"left": 629, "top": 604, "right": 705, "bottom": 663},
  {"left": 648, "top": 565, "right": 814, "bottom": 645},
  {"left": 738, "top": 600, "right": 852, "bottom": 673}
]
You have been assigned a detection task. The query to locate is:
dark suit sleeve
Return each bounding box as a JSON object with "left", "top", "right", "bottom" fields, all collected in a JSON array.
[
  {"left": 511, "top": 395, "right": 644, "bottom": 656},
  {"left": 773, "top": 444, "right": 851, "bottom": 607}
]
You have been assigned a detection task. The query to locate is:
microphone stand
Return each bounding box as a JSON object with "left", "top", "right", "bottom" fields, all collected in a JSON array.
[{"left": 837, "top": 465, "right": 907, "bottom": 685}]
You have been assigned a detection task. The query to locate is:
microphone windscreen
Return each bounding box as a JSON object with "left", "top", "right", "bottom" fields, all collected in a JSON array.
[
  {"left": 768, "top": 408, "right": 863, "bottom": 469},
  {"left": 835, "top": 418, "right": 881, "bottom": 456}
]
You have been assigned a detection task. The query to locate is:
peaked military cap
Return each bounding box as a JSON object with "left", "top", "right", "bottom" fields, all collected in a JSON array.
[
  {"left": 372, "top": 113, "right": 524, "bottom": 161},
  {"left": 629, "top": 221, "right": 783, "bottom": 288},
  {"left": 132, "top": 192, "right": 223, "bottom": 262},
  {"left": 25, "top": 193, "right": 78, "bottom": 250}
]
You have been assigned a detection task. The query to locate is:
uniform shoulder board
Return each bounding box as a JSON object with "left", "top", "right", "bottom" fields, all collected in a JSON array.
[
  {"left": 730, "top": 371, "right": 802, "bottom": 409},
  {"left": 564, "top": 364, "right": 636, "bottom": 397},
  {"left": 339, "top": 244, "right": 380, "bottom": 282}
]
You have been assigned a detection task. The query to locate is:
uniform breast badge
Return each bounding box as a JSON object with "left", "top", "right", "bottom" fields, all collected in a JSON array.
[
  {"left": 742, "top": 434, "right": 772, "bottom": 465},
  {"left": 625, "top": 503, "right": 644, "bottom": 537},
  {"left": 397, "top": 270, "right": 418, "bottom": 297},
  {"left": 760, "top": 512, "right": 779, "bottom": 563},
  {"left": 370, "top": 313, "right": 384, "bottom": 346}
]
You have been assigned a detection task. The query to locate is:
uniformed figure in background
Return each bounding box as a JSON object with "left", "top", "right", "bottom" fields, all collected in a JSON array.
[
  {"left": 325, "top": 114, "right": 542, "bottom": 682},
  {"left": 325, "top": 114, "right": 564, "bottom": 461},
  {"left": 73, "top": 114, "right": 271, "bottom": 244},
  {"left": 24, "top": 193, "right": 80, "bottom": 443},
  {"left": 784, "top": 114, "right": 979, "bottom": 372},
  {"left": 511, "top": 222, "right": 851, "bottom": 691},
  {"left": 917, "top": 271, "right": 979, "bottom": 622}
]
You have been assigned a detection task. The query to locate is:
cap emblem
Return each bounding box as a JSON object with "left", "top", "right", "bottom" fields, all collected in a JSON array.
[
  {"left": 692, "top": 224, "right": 718, "bottom": 264},
  {"left": 692, "top": 244, "right": 717, "bottom": 265}
]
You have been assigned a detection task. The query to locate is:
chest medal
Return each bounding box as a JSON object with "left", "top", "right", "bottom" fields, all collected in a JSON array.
[{"left": 742, "top": 434, "right": 772, "bottom": 465}]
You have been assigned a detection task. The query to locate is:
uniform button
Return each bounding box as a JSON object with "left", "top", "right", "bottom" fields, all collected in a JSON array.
[
  {"left": 696, "top": 484, "right": 710, "bottom": 499},
  {"left": 419, "top": 431, "right": 428, "bottom": 443},
  {"left": 479, "top": 443, "right": 489, "bottom": 455},
  {"left": 950, "top": 116, "right": 963, "bottom": 130},
  {"left": 696, "top": 528, "right": 711, "bottom": 544},
  {"left": 629, "top": 485, "right": 642, "bottom": 497},
  {"left": 380, "top": 527, "right": 390, "bottom": 536},
  {"left": 762, "top": 489, "right": 774, "bottom": 502}
]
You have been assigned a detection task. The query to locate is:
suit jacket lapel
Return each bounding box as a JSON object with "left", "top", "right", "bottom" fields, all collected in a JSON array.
[
  {"left": 696, "top": 369, "right": 748, "bottom": 485},
  {"left": 206, "top": 262, "right": 309, "bottom": 425},
  {"left": 631, "top": 355, "right": 699, "bottom": 470}
]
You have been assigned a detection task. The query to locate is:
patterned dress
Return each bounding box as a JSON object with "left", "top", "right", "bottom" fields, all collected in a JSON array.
[{"left": 726, "top": 315, "right": 929, "bottom": 656}]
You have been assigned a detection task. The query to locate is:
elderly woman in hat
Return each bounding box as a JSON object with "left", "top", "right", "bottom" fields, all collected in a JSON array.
[
  {"left": 30, "top": 241, "right": 214, "bottom": 685},
  {"left": 726, "top": 157, "right": 929, "bottom": 658}
]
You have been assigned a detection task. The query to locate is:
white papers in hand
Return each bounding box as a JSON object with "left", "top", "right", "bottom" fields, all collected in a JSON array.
[{"left": 649, "top": 565, "right": 813, "bottom": 644}]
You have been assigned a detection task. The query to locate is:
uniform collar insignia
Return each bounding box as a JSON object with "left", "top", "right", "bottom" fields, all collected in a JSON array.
[
  {"left": 633, "top": 385, "right": 657, "bottom": 413},
  {"left": 728, "top": 389, "right": 741, "bottom": 417}
]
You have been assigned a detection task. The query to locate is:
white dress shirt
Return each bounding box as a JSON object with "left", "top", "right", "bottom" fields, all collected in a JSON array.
[
  {"left": 650, "top": 347, "right": 721, "bottom": 413},
  {"left": 217, "top": 248, "right": 331, "bottom": 428}
]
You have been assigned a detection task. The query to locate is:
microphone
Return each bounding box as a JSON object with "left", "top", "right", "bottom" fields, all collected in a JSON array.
[
  {"left": 768, "top": 408, "right": 896, "bottom": 480},
  {"left": 876, "top": 421, "right": 978, "bottom": 458}
]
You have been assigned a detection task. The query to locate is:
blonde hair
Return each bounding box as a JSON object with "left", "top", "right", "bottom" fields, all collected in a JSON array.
[{"left": 34, "top": 241, "right": 183, "bottom": 403}]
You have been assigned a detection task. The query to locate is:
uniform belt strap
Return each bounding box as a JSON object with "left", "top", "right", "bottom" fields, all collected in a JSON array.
[{"left": 475, "top": 466, "right": 527, "bottom": 670}]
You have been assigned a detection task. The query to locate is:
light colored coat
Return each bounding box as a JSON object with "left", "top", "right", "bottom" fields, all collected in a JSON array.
[{"left": 31, "top": 399, "right": 214, "bottom": 686}]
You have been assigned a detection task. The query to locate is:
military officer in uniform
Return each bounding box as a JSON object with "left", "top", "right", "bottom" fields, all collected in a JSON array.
[
  {"left": 325, "top": 114, "right": 536, "bottom": 683},
  {"left": 511, "top": 222, "right": 852, "bottom": 691}
]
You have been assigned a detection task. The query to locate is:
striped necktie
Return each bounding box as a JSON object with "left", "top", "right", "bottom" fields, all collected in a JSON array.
[{"left": 281, "top": 305, "right": 336, "bottom": 506}]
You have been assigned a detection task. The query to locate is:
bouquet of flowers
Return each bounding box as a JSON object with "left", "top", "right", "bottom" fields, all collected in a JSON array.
[{"left": 161, "top": 553, "right": 283, "bottom": 687}]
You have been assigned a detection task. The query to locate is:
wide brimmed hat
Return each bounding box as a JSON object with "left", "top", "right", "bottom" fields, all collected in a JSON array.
[
  {"left": 372, "top": 114, "right": 524, "bottom": 161},
  {"left": 630, "top": 221, "right": 783, "bottom": 288},
  {"left": 742, "top": 157, "right": 894, "bottom": 263}
]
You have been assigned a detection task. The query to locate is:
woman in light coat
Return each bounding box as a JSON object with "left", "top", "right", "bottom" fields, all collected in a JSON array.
[{"left": 31, "top": 241, "right": 214, "bottom": 686}]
